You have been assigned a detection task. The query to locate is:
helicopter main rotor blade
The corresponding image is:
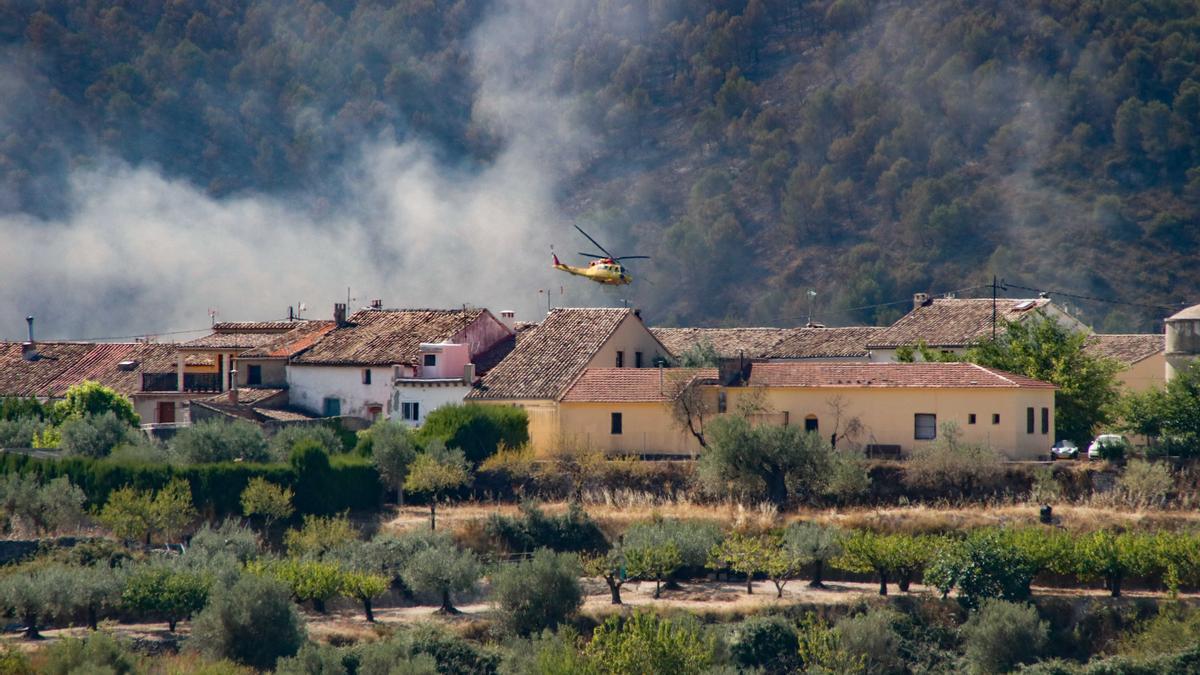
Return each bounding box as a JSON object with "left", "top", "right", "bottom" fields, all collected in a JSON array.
[
  {"left": 573, "top": 224, "right": 616, "bottom": 260},
  {"left": 614, "top": 255, "right": 651, "bottom": 260},
  {"left": 577, "top": 252, "right": 608, "bottom": 259}
]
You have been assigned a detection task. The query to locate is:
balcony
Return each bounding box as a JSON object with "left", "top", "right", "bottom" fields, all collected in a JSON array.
[{"left": 141, "top": 372, "right": 223, "bottom": 393}]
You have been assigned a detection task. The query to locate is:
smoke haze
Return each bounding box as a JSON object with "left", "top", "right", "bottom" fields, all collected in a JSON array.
[{"left": 0, "top": 0, "right": 607, "bottom": 341}]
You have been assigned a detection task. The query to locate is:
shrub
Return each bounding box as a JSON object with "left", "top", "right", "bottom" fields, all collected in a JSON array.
[
  {"left": 401, "top": 536, "right": 482, "bottom": 613},
  {"left": 171, "top": 419, "right": 269, "bottom": 464},
  {"left": 492, "top": 548, "right": 583, "bottom": 636},
  {"left": 1117, "top": 460, "right": 1173, "bottom": 508},
  {"left": 416, "top": 403, "right": 528, "bottom": 465},
  {"left": 1094, "top": 435, "right": 1129, "bottom": 462},
  {"left": 0, "top": 417, "right": 44, "bottom": 448},
  {"left": 40, "top": 631, "right": 137, "bottom": 675},
  {"left": 0, "top": 644, "right": 30, "bottom": 674},
  {"left": 960, "top": 600, "right": 1048, "bottom": 674},
  {"left": 269, "top": 425, "right": 345, "bottom": 461},
  {"left": 355, "top": 624, "right": 498, "bottom": 675},
  {"left": 585, "top": 611, "right": 715, "bottom": 675},
  {"left": 903, "top": 422, "right": 1003, "bottom": 496},
  {"left": 274, "top": 642, "right": 349, "bottom": 675},
  {"left": 834, "top": 608, "right": 904, "bottom": 675},
  {"left": 189, "top": 573, "right": 306, "bottom": 670},
  {"left": 56, "top": 382, "right": 139, "bottom": 427},
  {"left": 291, "top": 439, "right": 335, "bottom": 514},
  {"left": 190, "top": 519, "right": 260, "bottom": 564},
  {"left": 284, "top": 514, "right": 358, "bottom": 558},
  {"left": 730, "top": 615, "right": 800, "bottom": 674},
  {"left": 484, "top": 501, "right": 607, "bottom": 555},
  {"left": 59, "top": 412, "right": 139, "bottom": 458}
]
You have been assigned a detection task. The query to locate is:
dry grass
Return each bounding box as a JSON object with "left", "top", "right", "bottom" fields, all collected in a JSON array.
[{"left": 379, "top": 498, "right": 1200, "bottom": 541}]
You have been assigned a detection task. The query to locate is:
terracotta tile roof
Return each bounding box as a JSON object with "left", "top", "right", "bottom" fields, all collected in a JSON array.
[
  {"left": 471, "top": 322, "right": 538, "bottom": 375},
  {"left": 200, "top": 388, "right": 288, "bottom": 406},
  {"left": 293, "top": 309, "right": 489, "bottom": 366},
  {"left": 746, "top": 362, "right": 1056, "bottom": 389},
  {"left": 766, "top": 327, "right": 885, "bottom": 359},
  {"left": 1084, "top": 334, "right": 1164, "bottom": 365},
  {"left": 651, "top": 327, "right": 792, "bottom": 359},
  {"left": 469, "top": 308, "right": 635, "bottom": 400},
  {"left": 561, "top": 368, "right": 719, "bottom": 402},
  {"left": 211, "top": 321, "right": 301, "bottom": 332},
  {"left": 238, "top": 321, "right": 337, "bottom": 359},
  {"left": 867, "top": 298, "right": 1052, "bottom": 349},
  {"left": 0, "top": 342, "right": 179, "bottom": 397},
  {"left": 182, "top": 321, "right": 315, "bottom": 350}
]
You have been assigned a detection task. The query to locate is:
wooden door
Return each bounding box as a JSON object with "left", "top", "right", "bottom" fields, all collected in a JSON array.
[{"left": 157, "top": 402, "right": 175, "bottom": 424}]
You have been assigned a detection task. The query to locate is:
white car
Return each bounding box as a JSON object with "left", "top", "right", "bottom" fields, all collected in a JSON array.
[
  {"left": 1087, "top": 434, "right": 1128, "bottom": 460},
  {"left": 1050, "top": 440, "right": 1079, "bottom": 460}
]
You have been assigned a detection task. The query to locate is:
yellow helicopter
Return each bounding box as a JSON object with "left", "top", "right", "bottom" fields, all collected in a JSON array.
[{"left": 552, "top": 225, "right": 650, "bottom": 286}]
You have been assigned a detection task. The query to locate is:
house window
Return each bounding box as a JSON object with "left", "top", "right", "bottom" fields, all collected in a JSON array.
[
  {"left": 992, "top": 413, "right": 1001, "bottom": 425},
  {"left": 1027, "top": 407, "right": 1035, "bottom": 434},
  {"left": 968, "top": 413, "right": 977, "bottom": 425},
  {"left": 611, "top": 412, "right": 623, "bottom": 435},
  {"left": 362, "top": 369, "right": 372, "bottom": 385},
  {"left": 323, "top": 397, "right": 341, "bottom": 417},
  {"left": 424, "top": 354, "right": 437, "bottom": 367},
  {"left": 402, "top": 402, "right": 420, "bottom": 421},
  {"left": 1041, "top": 407, "right": 1050, "bottom": 435},
  {"left": 717, "top": 391, "right": 727, "bottom": 413},
  {"left": 635, "top": 351, "right": 643, "bottom": 368},
  {"left": 616, "top": 351, "right": 625, "bottom": 368},
  {"left": 247, "top": 365, "right": 262, "bottom": 386},
  {"left": 914, "top": 413, "right": 937, "bottom": 440},
  {"left": 804, "top": 416, "right": 819, "bottom": 432}
]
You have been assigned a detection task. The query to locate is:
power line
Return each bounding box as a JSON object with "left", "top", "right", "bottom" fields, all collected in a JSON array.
[{"left": 822, "top": 285, "right": 989, "bottom": 316}]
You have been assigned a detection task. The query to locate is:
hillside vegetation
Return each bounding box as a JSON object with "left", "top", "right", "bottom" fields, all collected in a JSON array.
[{"left": 2, "top": 0, "right": 1198, "bottom": 329}]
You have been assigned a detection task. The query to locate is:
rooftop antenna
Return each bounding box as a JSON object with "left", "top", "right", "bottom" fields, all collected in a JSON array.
[{"left": 208, "top": 308, "right": 218, "bottom": 325}]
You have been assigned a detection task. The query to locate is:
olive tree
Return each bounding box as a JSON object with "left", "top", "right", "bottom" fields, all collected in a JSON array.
[
  {"left": 492, "top": 549, "right": 583, "bottom": 636},
  {"left": 400, "top": 536, "right": 481, "bottom": 614},
  {"left": 698, "top": 416, "right": 835, "bottom": 504},
  {"left": 365, "top": 421, "right": 419, "bottom": 505},
  {"left": 189, "top": 573, "right": 306, "bottom": 670},
  {"left": 404, "top": 442, "right": 470, "bottom": 531},
  {"left": 783, "top": 522, "right": 844, "bottom": 589}
]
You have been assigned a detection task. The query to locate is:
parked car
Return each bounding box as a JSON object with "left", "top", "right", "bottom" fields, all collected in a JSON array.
[
  {"left": 1050, "top": 440, "right": 1079, "bottom": 460},
  {"left": 1087, "top": 434, "right": 1129, "bottom": 460}
]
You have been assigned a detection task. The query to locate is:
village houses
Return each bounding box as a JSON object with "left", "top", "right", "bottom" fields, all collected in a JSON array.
[{"left": 2, "top": 289, "right": 1186, "bottom": 461}]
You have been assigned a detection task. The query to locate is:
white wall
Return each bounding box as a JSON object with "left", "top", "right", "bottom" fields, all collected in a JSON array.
[
  {"left": 288, "top": 365, "right": 395, "bottom": 420},
  {"left": 390, "top": 382, "right": 471, "bottom": 426}
]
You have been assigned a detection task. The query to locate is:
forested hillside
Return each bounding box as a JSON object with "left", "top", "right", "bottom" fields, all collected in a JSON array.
[{"left": 2, "top": 0, "right": 1198, "bottom": 332}]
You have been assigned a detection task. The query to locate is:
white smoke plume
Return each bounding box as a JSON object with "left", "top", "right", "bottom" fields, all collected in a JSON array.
[{"left": 0, "top": 1, "right": 610, "bottom": 341}]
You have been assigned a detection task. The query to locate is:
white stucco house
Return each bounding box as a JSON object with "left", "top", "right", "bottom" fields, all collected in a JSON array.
[{"left": 286, "top": 304, "right": 512, "bottom": 423}]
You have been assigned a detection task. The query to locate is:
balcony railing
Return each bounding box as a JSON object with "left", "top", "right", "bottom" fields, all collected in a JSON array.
[{"left": 141, "top": 372, "right": 223, "bottom": 393}]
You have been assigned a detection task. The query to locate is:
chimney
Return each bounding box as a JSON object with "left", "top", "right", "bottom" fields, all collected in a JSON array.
[
  {"left": 334, "top": 303, "right": 347, "bottom": 326},
  {"left": 913, "top": 293, "right": 931, "bottom": 310},
  {"left": 463, "top": 363, "right": 476, "bottom": 383},
  {"left": 499, "top": 310, "right": 516, "bottom": 330},
  {"left": 21, "top": 315, "right": 38, "bottom": 361},
  {"left": 370, "top": 299, "right": 382, "bottom": 310}
]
